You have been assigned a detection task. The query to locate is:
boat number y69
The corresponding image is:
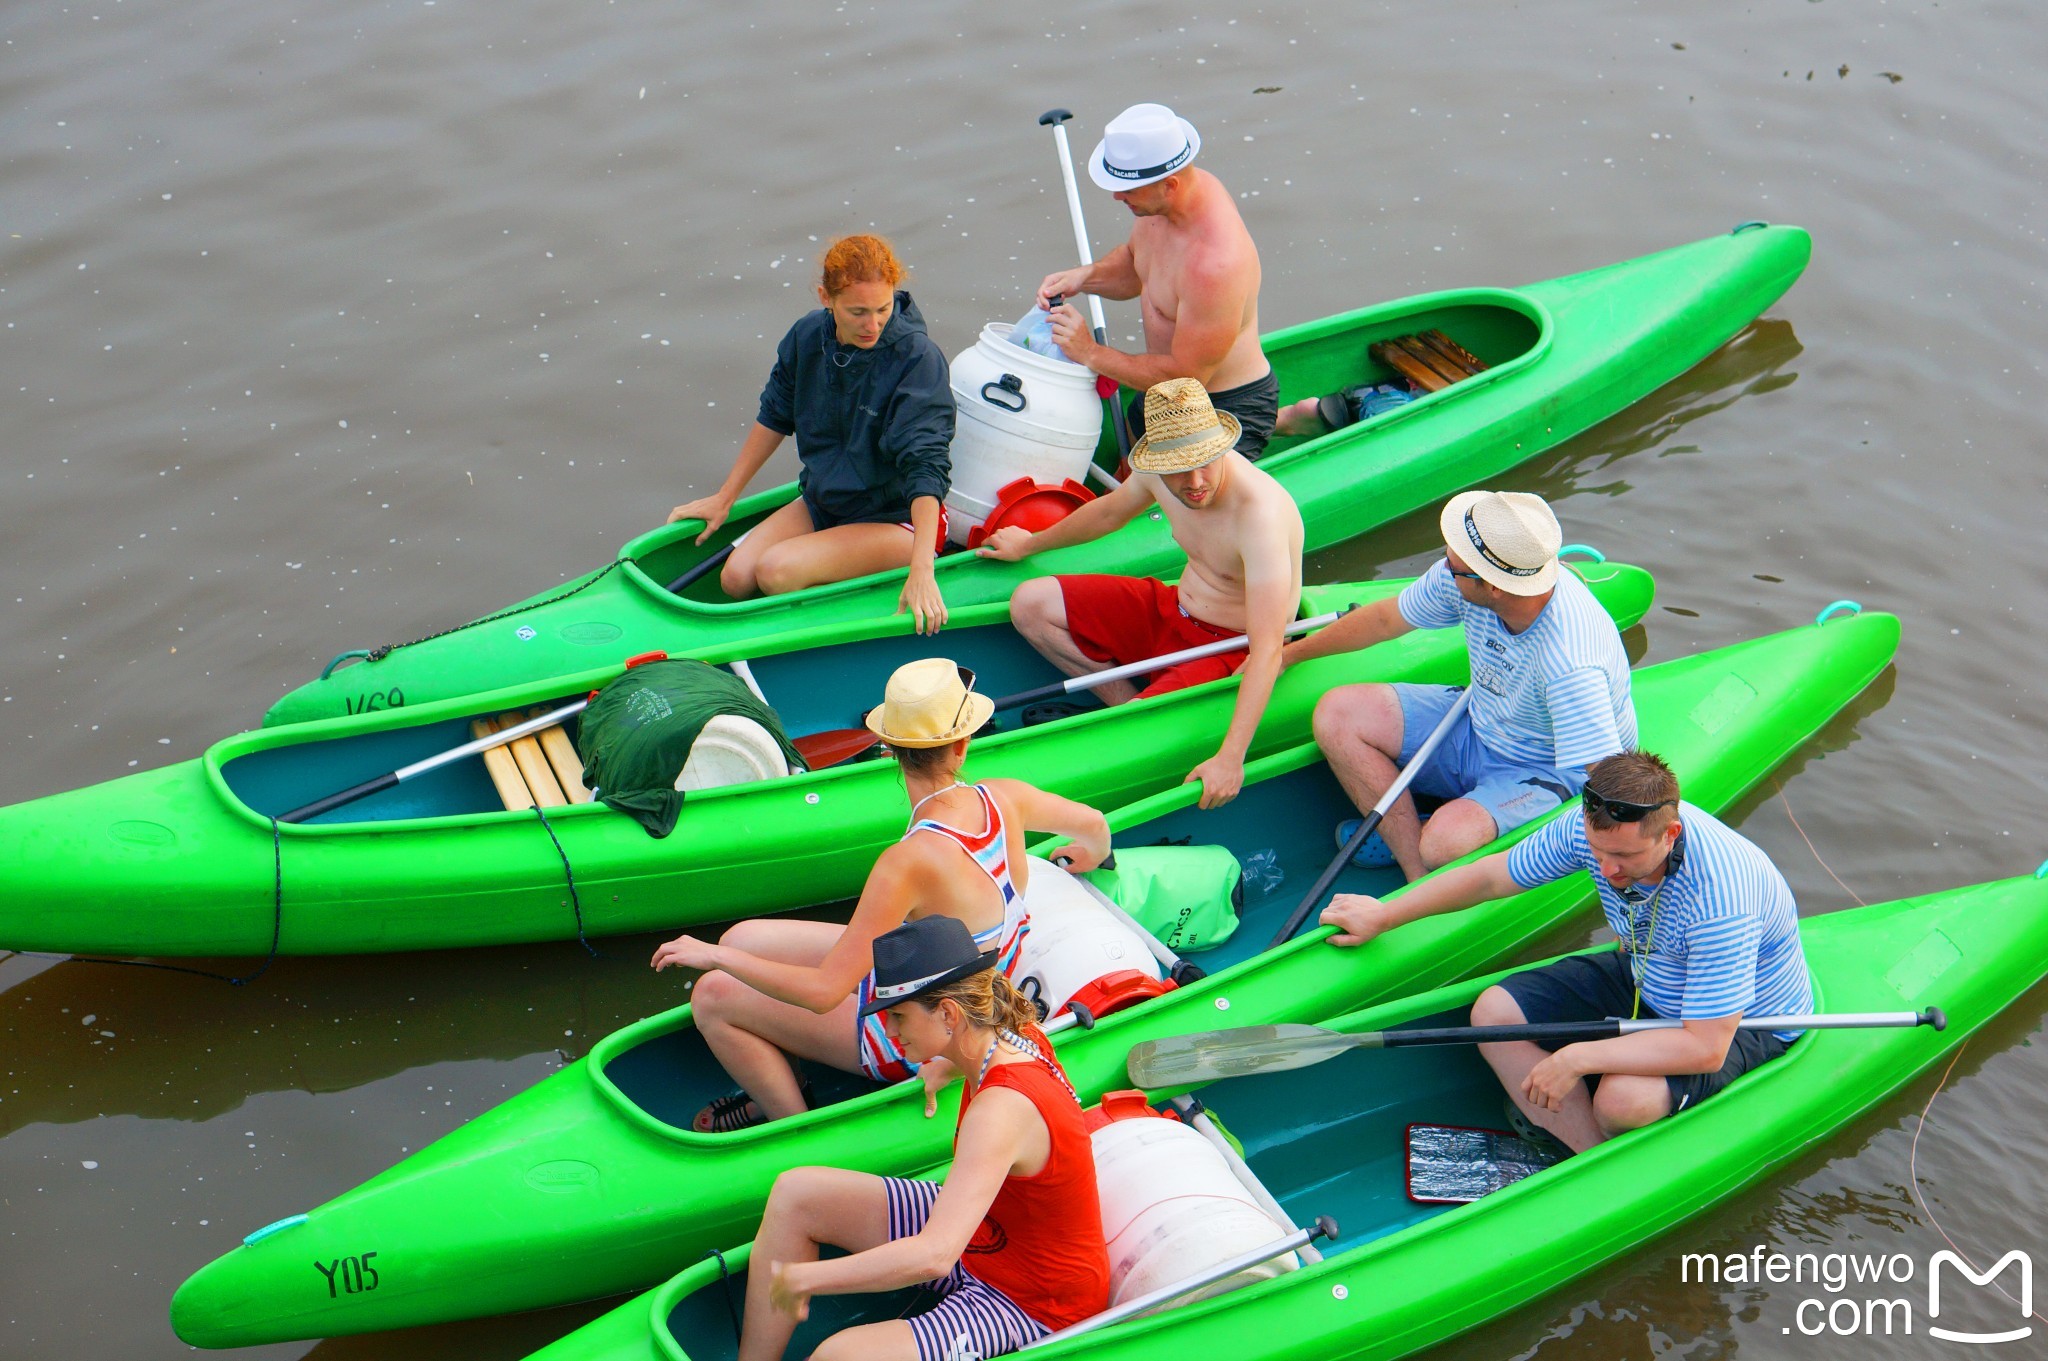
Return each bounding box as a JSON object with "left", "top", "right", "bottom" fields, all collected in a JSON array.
[
  {"left": 343, "top": 687, "right": 405, "bottom": 716},
  {"left": 313, "top": 1253, "right": 380, "bottom": 1298}
]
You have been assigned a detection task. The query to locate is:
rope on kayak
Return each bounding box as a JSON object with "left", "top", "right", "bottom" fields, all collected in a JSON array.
[
  {"left": 706, "top": 1248, "right": 743, "bottom": 1346},
  {"left": 531, "top": 804, "right": 601, "bottom": 958},
  {"left": 1910, "top": 1043, "right": 2048, "bottom": 1328},
  {"left": 5, "top": 818, "right": 286, "bottom": 985},
  {"left": 1771, "top": 778, "right": 1867, "bottom": 907},
  {"left": 355, "top": 558, "right": 626, "bottom": 665}
]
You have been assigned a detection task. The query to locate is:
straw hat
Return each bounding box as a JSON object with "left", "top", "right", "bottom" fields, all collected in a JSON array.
[
  {"left": 863, "top": 658, "right": 995, "bottom": 748},
  {"left": 1439, "top": 490, "right": 1562, "bottom": 596},
  {"left": 1127, "top": 378, "right": 1241, "bottom": 474},
  {"left": 1088, "top": 103, "right": 1202, "bottom": 192}
]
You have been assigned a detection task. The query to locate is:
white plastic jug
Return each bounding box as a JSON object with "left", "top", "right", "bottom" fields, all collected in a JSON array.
[
  {"left": 1091, "top": 1115, "right": 1300, "bottom": 1310},
  {"left": 944, "top": 323, "right": 1104, "bottom": 546},
  {"left": 1011, "top": 858, "right": 1165, "bottom": 1019}
]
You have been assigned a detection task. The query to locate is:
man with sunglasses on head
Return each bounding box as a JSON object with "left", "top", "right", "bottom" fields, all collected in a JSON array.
[
  {"left": 1281, "top": 489, "right": 1635, "bottom": 881},
  {"left": 1321, "top": 750, "right": 1812, "bottom": 1153}
]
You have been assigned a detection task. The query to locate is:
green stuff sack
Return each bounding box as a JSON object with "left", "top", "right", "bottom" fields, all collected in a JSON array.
[
  {"left": 576, "top": 659, "right": 804, "bottom": 837},
  {"left": 1083, "top": 845, "right": 1243, "bottom": 952}
]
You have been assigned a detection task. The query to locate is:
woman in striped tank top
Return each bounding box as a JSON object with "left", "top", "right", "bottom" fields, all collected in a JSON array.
[{"left": 651, "top": 658, "right": 1111, "bottom": 1133}]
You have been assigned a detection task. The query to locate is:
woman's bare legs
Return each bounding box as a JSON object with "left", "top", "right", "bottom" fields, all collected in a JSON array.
[{"left": 693, "top": 918, "right": 866, "bottom": 1126}]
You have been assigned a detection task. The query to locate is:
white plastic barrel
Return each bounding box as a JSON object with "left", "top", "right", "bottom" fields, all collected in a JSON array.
[
  {"left": 1011, "top": 858, "right": 1166, "bottom": 1019},
  {"left": 944, "top": 324, "right": 1104, "bottom": 546},
  {"left": 673, "top": 714, "right": 791, "bottom": 792},
  {"left": 1091, "top": 1116, "right": 1301, "bottom": 1309}
]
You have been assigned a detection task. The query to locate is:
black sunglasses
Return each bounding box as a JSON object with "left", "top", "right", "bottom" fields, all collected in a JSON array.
[
  {"left": 1443, "top": 557, "right": 1483, "bottom": 583},
  {"left": 1582, "top": 787, "right": 1676, "bottom": 823},
  {"left": 949, "top": 665, "right": 979, "bottom": 732}
]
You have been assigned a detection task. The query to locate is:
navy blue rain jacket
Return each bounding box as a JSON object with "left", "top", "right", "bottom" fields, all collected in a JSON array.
[{"left": 755, "top": 290, "right": 955, "bottom": 526}]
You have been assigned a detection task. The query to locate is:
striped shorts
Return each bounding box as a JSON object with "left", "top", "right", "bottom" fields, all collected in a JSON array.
[{"left": 884, "top": 1177, "right": 1049, "bottom": 1361}]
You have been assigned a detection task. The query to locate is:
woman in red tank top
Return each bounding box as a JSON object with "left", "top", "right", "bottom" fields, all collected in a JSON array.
[{"left": 739, "top": 916, "right": 1110, "bottom": 1361}]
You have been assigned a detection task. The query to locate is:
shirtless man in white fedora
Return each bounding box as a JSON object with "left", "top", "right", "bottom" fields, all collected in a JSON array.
[
  {"left": 1036, "top": 103, "right": 1277, "bottom": 458},
  {"left": 978, "top": 379, "right": 1303, "bottom": 810},
  {"left": 1282, "top": 490, "right": 1636, "bottom": 881}
]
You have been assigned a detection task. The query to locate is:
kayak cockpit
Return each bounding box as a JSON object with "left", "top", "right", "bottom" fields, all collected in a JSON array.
[
  {"left": 214, "top": 616, "right": 1083, "bottom": 828},
  {"left": 1257, "top": 290, "right": 1546, "bottom": 464}
]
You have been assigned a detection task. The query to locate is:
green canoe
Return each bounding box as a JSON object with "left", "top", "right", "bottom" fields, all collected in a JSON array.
[
  {"left": 264, "top": 224, "right": 1810, "bottom": 727},
  {"left": 0, "top": 564, "right": 1651, "bottom": 959},
  {"left": 167, "top": 608, "right": 1897, "bottom": 1347},
  {"left": 528, "top": 871, "right": 2048, "bottom": 1361}
]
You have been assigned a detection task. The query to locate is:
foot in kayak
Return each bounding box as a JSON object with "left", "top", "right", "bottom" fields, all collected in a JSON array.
[
  {"left": 694, "top": 1089, "right": 773, "bottom": 1133},
  {"left": 1335, "top": 816, "right": 1425, "bottom": 870}
]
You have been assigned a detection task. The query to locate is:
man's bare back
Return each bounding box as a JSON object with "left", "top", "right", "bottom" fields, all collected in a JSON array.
[{"left": 1125, "top": 168, "right": 1267, "bottom": 393}]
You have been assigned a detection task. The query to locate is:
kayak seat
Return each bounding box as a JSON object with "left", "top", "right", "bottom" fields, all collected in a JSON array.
[
  {"left": 472, "top": 708, "right": 594, "bottom": 811},
  {"left": 1367, "top": 329, "right": 1489, "bottom": 394}
]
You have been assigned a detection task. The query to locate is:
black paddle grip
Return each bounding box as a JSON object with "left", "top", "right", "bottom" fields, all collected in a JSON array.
[
  {"left": 1039, "top": 108, "right": 1073, "bottom": 126},
  {"left": 279, "top": 771, "right": 400, "bottom": 825}
]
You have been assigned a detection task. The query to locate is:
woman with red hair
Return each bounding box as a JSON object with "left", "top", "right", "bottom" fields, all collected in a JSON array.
[{"left": 669, "top": 234, "right": 957, "bottom": 631}]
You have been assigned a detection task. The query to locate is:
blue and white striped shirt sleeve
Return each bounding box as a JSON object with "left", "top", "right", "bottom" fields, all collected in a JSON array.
[
  {"left": 1397, "top": 562, "right": 1463, "bottom": 631},
  {"left": 1546, "top": 666, "right": 1625, "bottom": 769},
  {"left": 1679, "top": 913, "right": 1763, "bottom": 1019},
  {"left": 1505, "top": 810, "right": 1586, "bottom": 890}
]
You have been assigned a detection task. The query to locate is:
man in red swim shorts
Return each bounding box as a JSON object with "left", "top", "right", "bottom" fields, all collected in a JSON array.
[{"left": 977, "top": 378, "right": 1303, "bottom": 808}]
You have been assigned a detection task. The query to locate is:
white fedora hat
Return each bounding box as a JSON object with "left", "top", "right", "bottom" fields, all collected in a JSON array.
[
  {"left": 1089, "top": 103, "right": 1202, "bottom": 191},
  {"left": 1439, "top": 490, "right": 1562, "bottom": 596}
]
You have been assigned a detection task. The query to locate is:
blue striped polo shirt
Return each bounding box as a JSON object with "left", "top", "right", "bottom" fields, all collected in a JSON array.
[
  {"left": 1506, "top": 803, "right": 1813, "bottom": 1039},
  {"left": 1397, "top": 561, "right": 1636, "bottom": 771}
]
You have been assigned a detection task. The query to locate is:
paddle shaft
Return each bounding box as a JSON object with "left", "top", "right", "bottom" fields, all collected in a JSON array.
[
  {"left": 665, "top": 527, "right": 752, "bottom": 594},
  {"left": 1027, "top": 1217, "right": 1337, "bottom": 1348},
  {"left": 1039, "top": 108, "right": 1131, "bottom": 464},
  {"left": 1126, "top": 1009, "right": 1947, "bottom": 1088},
  {"left": 278, "top": 698, "right": 589, "bottom": 823},
  {"left": 1266, "top": 688, "right": 1473, "bottom": 947},
  {"left": 992, "top": 606, "right": 1351, "bottom": 712}
]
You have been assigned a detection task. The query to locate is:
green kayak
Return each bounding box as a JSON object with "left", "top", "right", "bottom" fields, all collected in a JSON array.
[
  {"left": 167, "top": 607, "right": 1897, "bottom": 1347},
  {"left": 0, "top": 565, "right": 1652, "bottom": 959},
  {"left": 264, "top": 224, "right": 1810, "bottom": 727},
  {"left": 527, "top": 870, "right": 2048, "bottom": 1361}
]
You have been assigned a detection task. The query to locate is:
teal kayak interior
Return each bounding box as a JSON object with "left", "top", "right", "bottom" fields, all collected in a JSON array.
[
  {"left": 652, "top": 1002, "right": 1500, "bottom": 1361},
  {"left": 217, "top": 616, "right": 1087, "bottom": 827},
  {"left": 633, "top": 292, "right": 1544, "bottom": 603},
  {"left": 597, "top": 752, "right": 1411, "bottom": 1136}
]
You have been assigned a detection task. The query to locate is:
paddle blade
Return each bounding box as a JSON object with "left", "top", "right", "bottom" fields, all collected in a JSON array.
[
  {"left": 792, "top": 727, "right": 882, "bottom": 770},
  {"left": 1126, "top": 1024, "right": 1372, "bottom": 1088}
]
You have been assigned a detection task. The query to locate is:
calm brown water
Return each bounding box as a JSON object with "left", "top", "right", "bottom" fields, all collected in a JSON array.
[{"left": 2, "top": 2, "right": 2043, "bottom": 1358}]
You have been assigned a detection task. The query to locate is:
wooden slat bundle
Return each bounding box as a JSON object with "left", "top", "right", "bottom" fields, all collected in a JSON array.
[
  {"left": 471, "top": 709, "right": 592, "bottom": 810},
  {"left": 1368, "top": 330, "right": 1490, "bottom": 395}
]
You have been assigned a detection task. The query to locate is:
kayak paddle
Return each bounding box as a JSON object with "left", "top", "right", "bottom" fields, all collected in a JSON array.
[
  {"left": 1266, "top": 687, "right": 1472, "bottom": 947},
  {"left": 666, "top": 527, "right": 752, "bottom": 594},
  {"left": 795, "top": 605, "right": 1358, "bottom": 771},
  {"left": 1126, "top": 1009, "right": 1949, "bottom": 1088},
  {"left": 1039, "top": 107, "right": 1132, "bottom": 470}
]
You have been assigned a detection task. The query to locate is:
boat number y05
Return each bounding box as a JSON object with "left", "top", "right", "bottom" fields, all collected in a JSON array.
[{"left": 313, "top": 1253, "right": 380, "bottom": 1298}]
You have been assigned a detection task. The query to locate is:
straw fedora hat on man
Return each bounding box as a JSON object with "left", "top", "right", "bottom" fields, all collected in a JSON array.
[
  {"left": 863, "top": 658, "right": 995, "bottom": 748},
  {"left": 1439, "top": 489, "right": 1562, "bottom": 596},
  {"left": 1127, "top": 378, "right": 1241, "bottom": 475}
]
